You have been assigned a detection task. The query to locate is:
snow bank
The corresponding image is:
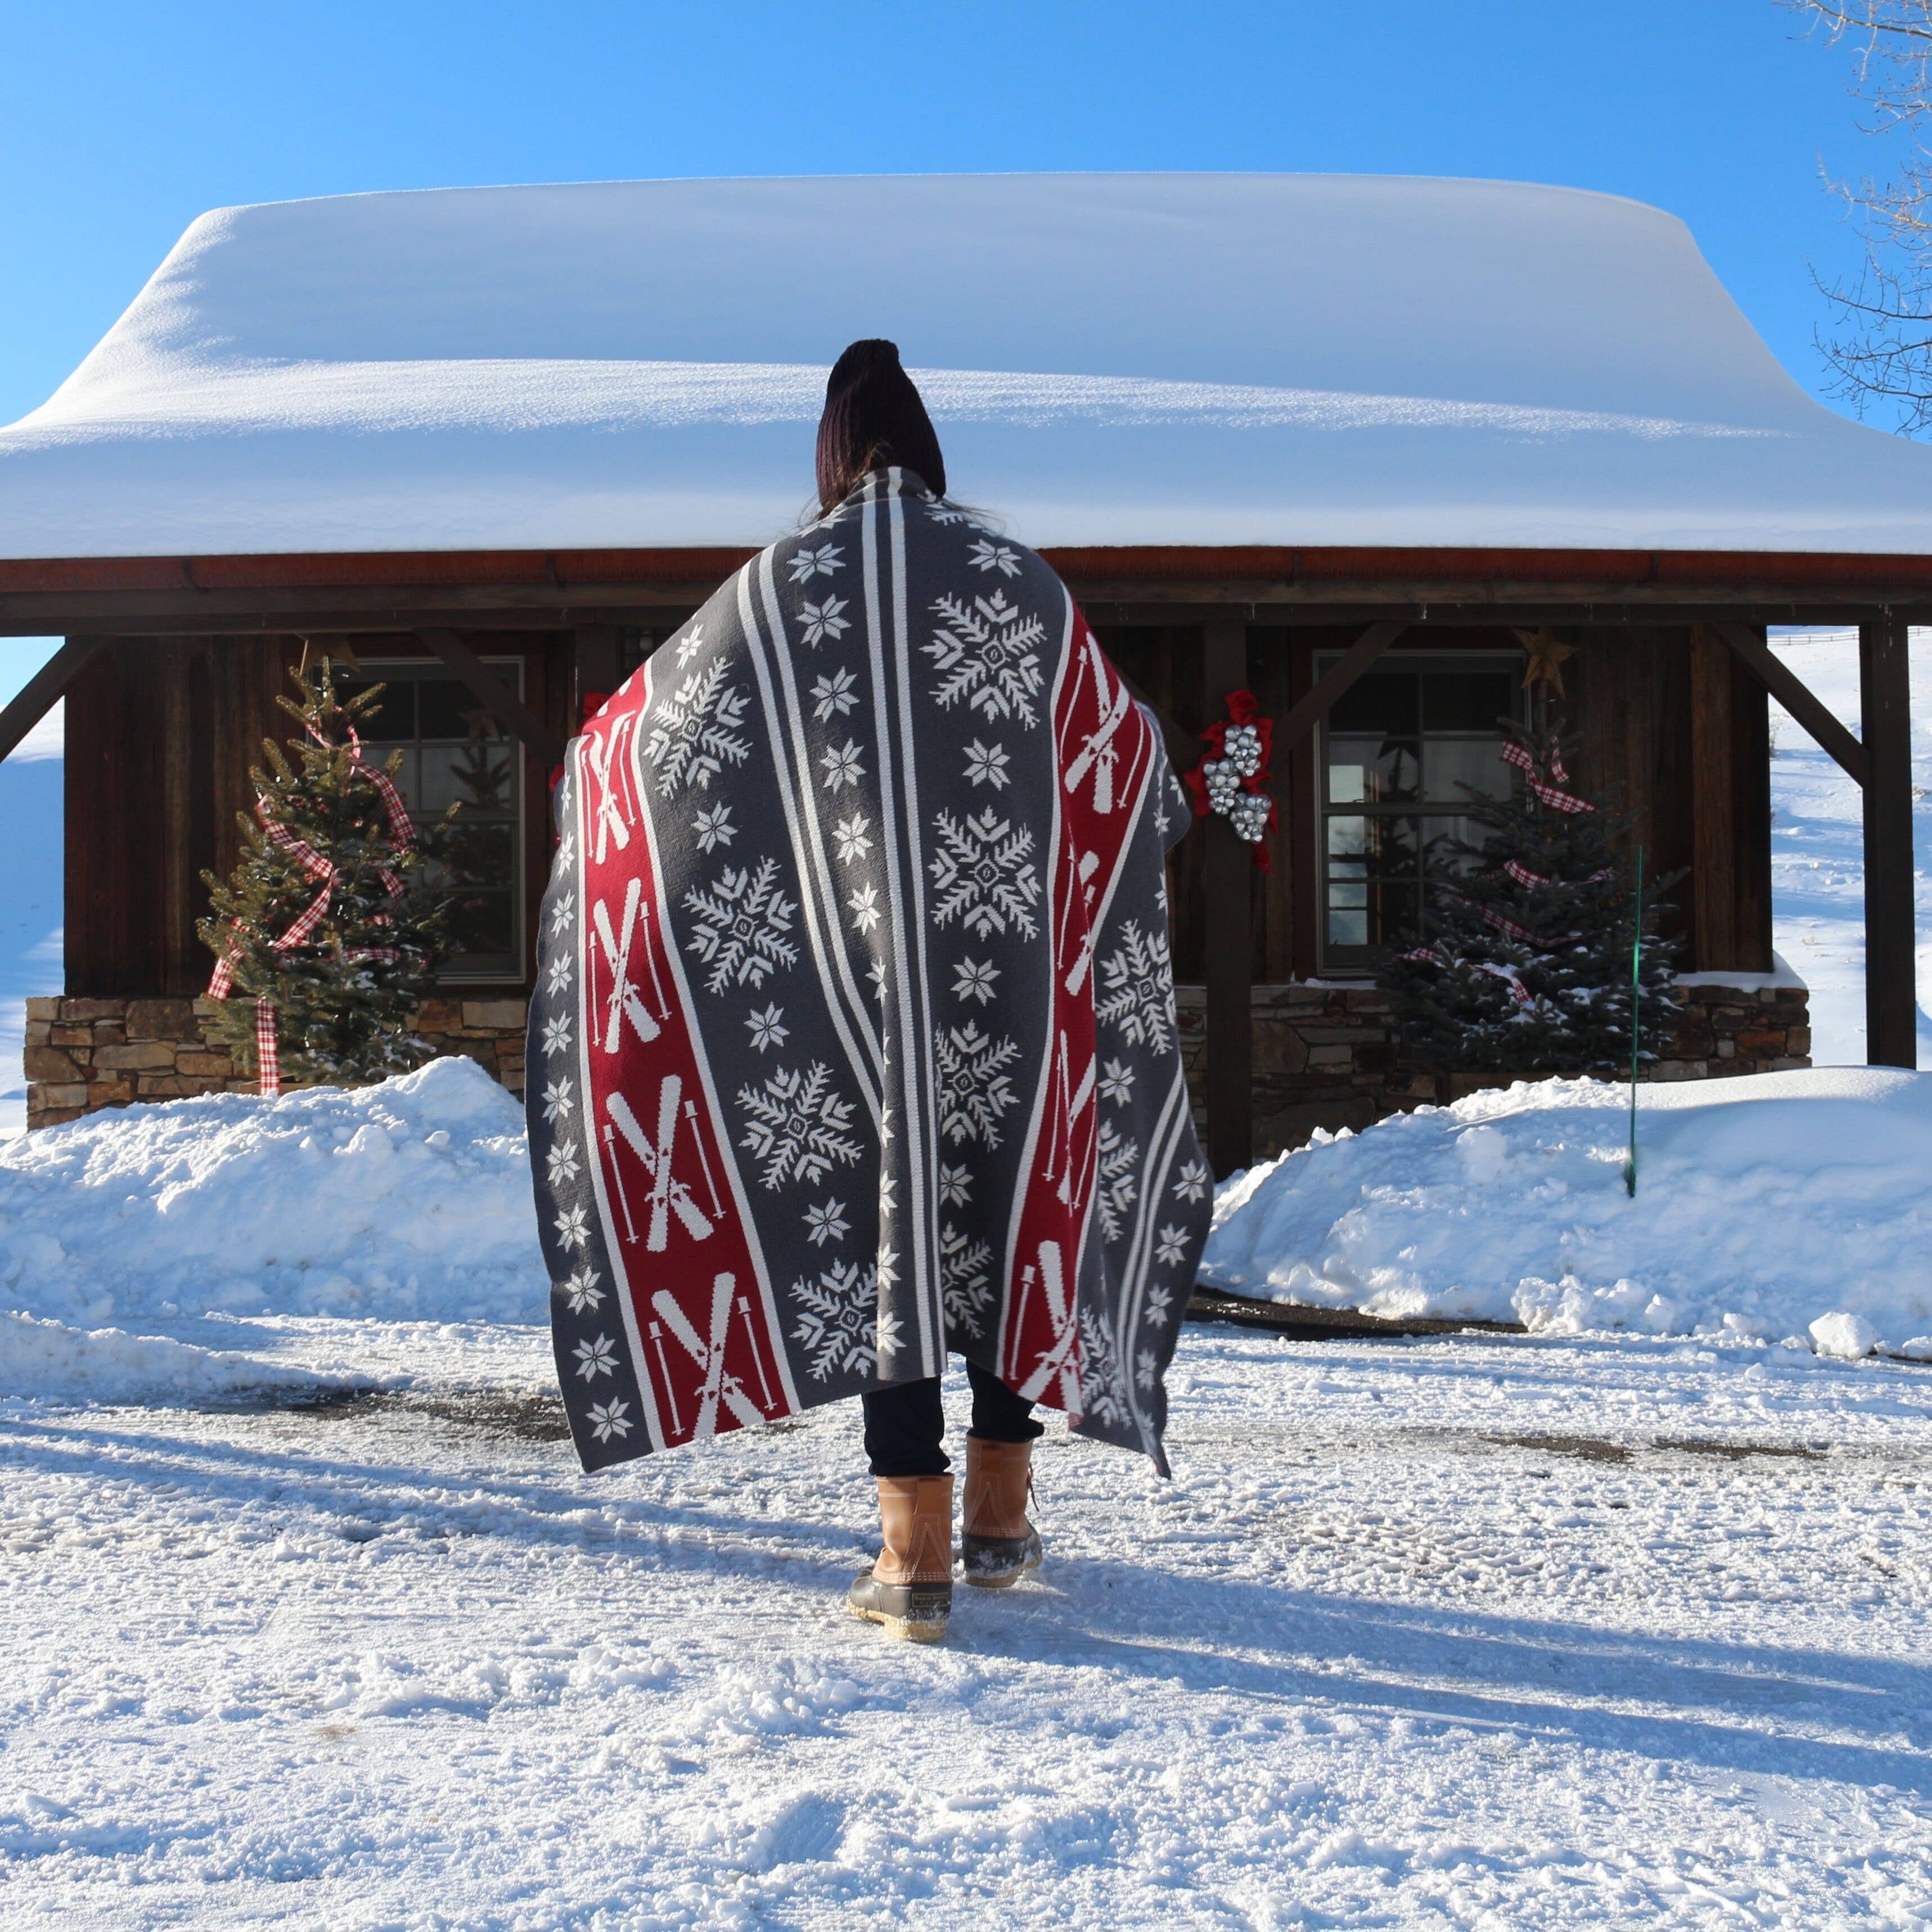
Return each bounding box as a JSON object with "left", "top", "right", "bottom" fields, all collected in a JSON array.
[
  {"left": 0, "top": 1056, "right": 546, "bottom": 1400},
  {"left": 1203, "top": 1066, "right": 1932, "bottom": 1351}
]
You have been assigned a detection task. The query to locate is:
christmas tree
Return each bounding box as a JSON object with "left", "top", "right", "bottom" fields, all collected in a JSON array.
[
  {"left": 1378, "top": 643, "right": 1682, "bottom": 1073},
  {"left": 198, "top": 661, "right": 452, "bottom": 1090}
]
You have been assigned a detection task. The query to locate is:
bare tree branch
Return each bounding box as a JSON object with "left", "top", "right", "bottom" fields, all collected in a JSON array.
[{"left": 1781, "top": 1, "right": 1932, "bottom": 428}]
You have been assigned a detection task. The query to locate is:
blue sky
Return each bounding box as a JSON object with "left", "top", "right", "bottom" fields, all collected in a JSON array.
[{"left": 0, "top": 1, "right": 1907, "bottom": 436}]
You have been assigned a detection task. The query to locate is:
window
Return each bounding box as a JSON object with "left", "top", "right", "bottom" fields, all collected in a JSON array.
[
  {"left": 1317, "top": 653, "right": 1522, "bottom": 970},
  {"left": 337, "top": 660, "right": 527, "bottom": 981}
]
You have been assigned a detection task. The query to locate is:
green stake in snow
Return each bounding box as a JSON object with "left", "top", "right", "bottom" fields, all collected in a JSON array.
[{"left": 1625, "top": 846, "right": 1643, "bottom": 1198}]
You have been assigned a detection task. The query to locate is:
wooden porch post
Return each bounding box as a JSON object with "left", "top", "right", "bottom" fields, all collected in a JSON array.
[
  {"left": 1201, "top": 617, "right": 1252, "bottom": 1176},
  {"left": 1861, "top": 617, "right": 1917, "bottom": 1068}
]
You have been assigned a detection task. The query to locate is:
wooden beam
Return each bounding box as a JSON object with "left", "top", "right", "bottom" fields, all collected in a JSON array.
[
  {"left": 1689, "top": 630, "right": 1740, "bottom": 971},
  {"left": 417, "top": 628, "right": 567, "bottom": 769},
  {"left": 1710, "top": 621, "right": 1867, "bottom": 787},
  {"left": 0, "top": 636, "right": 103, "bottom": 764},
  {"left": 1861, "top": 618, "right": 1917, "bottom": 1068},
  {"left": 1201, "top": 618, "right": 1253, "bottom": 1177},
  {"left": 1271, "top": 620, "right": 1407, "bottom": 755}
]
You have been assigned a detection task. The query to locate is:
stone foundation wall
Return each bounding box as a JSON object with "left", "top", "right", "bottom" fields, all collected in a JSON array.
[
  {"left": 25, "top": 995, "right": 529, "bottom": 1129},
  {"left": 1177, "top": 975, "right": 1812, "bottom": 1162}
]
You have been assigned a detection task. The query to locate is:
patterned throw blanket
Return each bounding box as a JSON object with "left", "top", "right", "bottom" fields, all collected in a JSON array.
[{"left": 528, "top": 469, "right": 1211, "bottom": 1473}]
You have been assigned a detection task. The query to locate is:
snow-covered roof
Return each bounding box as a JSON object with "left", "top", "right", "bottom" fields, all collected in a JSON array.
[{"left": 3, "top": 171, "right": 1930, "bottom": 561}]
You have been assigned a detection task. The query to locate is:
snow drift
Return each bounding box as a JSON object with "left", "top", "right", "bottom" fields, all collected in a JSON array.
[
  {"left": 0, "top": 1055, "right": 546, "bottom": 1401},
  {"left": 1203, "top": 1065, "right": 1932, "bottom": 1352}
]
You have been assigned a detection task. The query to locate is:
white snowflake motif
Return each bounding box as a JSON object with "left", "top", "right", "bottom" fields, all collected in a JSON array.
[
  {"left": 804, "top": 1198, "right": 850, "bottom": 1247},
  {"left": 925, "top": 503, "right": 987, "bottom": 529},
  {"left": 562, "top": 1265, "right": 604, "bottom": 1314},
  {"left": 545, "top": 1142, "right": 581, "bottom": 1187},
  {"left": 1145, "top": 1283, "right": 1175, "bottom": 1329},
  {"left": 738, "top": 1061, "right": 865, "bottom": 1190},
  {"left": 867, "top": 957, "right": 890, "bottom": 1005},
  {"left": 939, "top": 1223, "right": 996, "bottom": 1338},
  {"left": 789, "top": 1259, "right": 878, "bottom": 1379},
  {"left": 951, "top": 958, "right": 999, "bottom": 1006},
  {"left": 549, "top": 890, "right": 576, "bottom": 938},
  {"left": 542, "top": 1076, "right": 575, "bottom": 1126},
  {"left": 587, "top": 1398, "right": 632, "bottom": 1442},
  {"left": 925, "top": 591, "right": 1048, "bottom": 728},
  {"left": 1097, "top": 1057, "right": 1136, "bottom": 1107},
  {"left": 820, "top": 738, "right": 866, "bottom": 792},
  {"left": 1155, "top": 1223, "right": 1192, "bottom": 1267},
  {"left": 554, "top": 1204, "right": 591, "bottom": 1250},
  {"left": 545, "top": 954, "right": 572, "bottom": 997},
  {"left": 939, "top": 1162, "right": 973, "bottom": 1208},
  {"left": 1097, "top": 921, "right": 1176, "bottom": 1052},
  {"left": 573, "top": 1333, "right": 619, "bottom": 1381},
  {"left": 962, "top": 739, "right": 1010, "bottom": 790},
  {"left": 645, "top": 660, "right": 752, "bottom": 797},
  {"left": 847, "top": 884, "right": 882, "bottom": 935},
  {"left": 1172, "top": 1158, "right": 1209, "bottom": 1204},
  {"left": 811, "top": 666, "right": 860, "bottom": 720},
  {"left": 693, "top": 803, "right": 737, "bottom": 853},
  {"left": 875, "top": 1243, "right": 900, "bottom": 1293},
  {"left": 832, "top": 814, "right": 873, "bottom": 866},
  {"left": 683, "top": 857, "right": 799, "bottom": 994},
  {"left": 674, "top": 622, "right": 707, "bottom": 665},
  {"left": 788, "top": 544, "right": 845, "bottom": 583},
  {"left": 929, "top": 809, "right": 1041, "bottom": 941},
  {"left": 875, "top": 1302, "right": 906, "bottom": 1366},
  {"left": 799, "top": 594, "right": 851, "bottom": 644},
  {"left": 745, "top": 1002, "right": 789, "bottom": 1052},
  {"left": 967, "top": 537, "right": 1023, "bottom": 578},
  {"left": 1095, "top": 1117, "right": 1140, "bottom": 1244},
  {"left": 935, "top": 1021, "right": 1022, "bottom": 1149},
  {"left": 541, "top": 1012, "right": 574, "bottom": 1059},
  {"left": 557, "top": 830, "right": 576, "bottom": 869},
  {"left": 1077, "top": 1307, "right": 1130, "bottom": 1428},
  {"left": 1136, "top": 1348, "right": 1160, "bottom": 1392}
]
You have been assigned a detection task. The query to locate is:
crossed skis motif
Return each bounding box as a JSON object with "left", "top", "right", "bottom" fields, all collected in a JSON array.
[
  {"left": 603, "top": 1074, "right": 724, "bottom": 1251},
  {"left": 592, "top": 876, "right": 667, "bottom": 1053},
  {"left": 647, "top": 1271, "right": 776, "bottom": 1438},
  {"left": 1014, "top": 1239, "right": 1081, "bottom": 1410}
]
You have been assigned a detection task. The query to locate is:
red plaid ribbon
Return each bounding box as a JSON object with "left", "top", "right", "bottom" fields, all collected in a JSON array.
[
  {"left": 1398, "top": 943, "right": 1531, "bottom": 1005},
  {"left": 254, "top": 999, "right": 281, "bottom": 1098},
  {"left": 1502, "top": 739, "right": 1594, "bottom": 814}
]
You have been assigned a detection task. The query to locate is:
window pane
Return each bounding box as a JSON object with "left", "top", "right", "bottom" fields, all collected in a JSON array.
[
  {"left": 1423, "top": 738, "right": 1509, "bottom": 804},
  {"left": 420, "top": 743, "right": 517, "bottom": 815},
  {"left": 1328, "top": 733, "right": 1420, "bottom": 804},
  {"left": 418, "top": 678, "right": 497, "bottom": 742},
  {"left": 1329, "top": 671, "right": 1419, "bottom": 736},
  {"left": 1422, "top": 670, "right": 1514, "bottom": 733},
  {"left": 1328, "top": 907, "right": 1369, "bottom": 948},
  {"left": 446, "top": 890, "right": 516, "bottom": 960}
]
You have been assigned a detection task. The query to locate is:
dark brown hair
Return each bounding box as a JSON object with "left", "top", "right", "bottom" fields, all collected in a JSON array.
[{"left": 815, "top": 339, "right": 947, "bottom": 512}]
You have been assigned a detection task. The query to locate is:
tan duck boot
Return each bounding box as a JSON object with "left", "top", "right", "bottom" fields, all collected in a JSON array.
[
  {"left": 961, "top": 1437, "right": 1043, "bottom": 1588},
  {"left": 847, "top": 1474, "right": 953, "bottom": 1641}
]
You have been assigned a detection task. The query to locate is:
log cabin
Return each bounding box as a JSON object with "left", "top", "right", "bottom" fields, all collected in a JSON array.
[{"left": 0, "top": 172, "right": 1916, "bottom": 1171}]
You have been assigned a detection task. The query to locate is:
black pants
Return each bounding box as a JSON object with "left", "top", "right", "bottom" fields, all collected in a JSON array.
[{"left": 862, "top": 1359, "right": 1042, "bottom": 1478}]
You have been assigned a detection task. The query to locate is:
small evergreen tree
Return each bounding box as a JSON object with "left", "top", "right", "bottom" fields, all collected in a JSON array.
[
  {"left": 198, "top": 662, "right": 452, "bottom": 1088},
  {"left": 1378, "top": 707, "right": 1683, "bottom": 1074}
]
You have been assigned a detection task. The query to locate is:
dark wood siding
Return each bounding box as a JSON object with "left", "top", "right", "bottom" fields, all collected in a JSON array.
[{"left": 63, "top": 631, "right": 564, "bottom": 998}]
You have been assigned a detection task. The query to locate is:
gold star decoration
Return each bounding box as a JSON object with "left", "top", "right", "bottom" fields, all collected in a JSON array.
[{"left": 1514, "top": 629, "right": 1577, "bottom": 696}]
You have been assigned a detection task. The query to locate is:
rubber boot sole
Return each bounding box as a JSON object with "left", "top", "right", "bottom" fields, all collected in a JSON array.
[
  {"left": 961, "top": 1529, "right": 1043, "bottom": 1589},
  {"left": 846, "top": 1572, "right": 951, "bottom": 1643}
]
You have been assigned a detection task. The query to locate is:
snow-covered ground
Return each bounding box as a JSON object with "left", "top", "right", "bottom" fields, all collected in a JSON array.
[
  {"left": 7, "top": 1325, "right": 1932, "bottom": 1927},
  {"left": 2, "top": 1062, "right": 1931, "bottom": 1924}
]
